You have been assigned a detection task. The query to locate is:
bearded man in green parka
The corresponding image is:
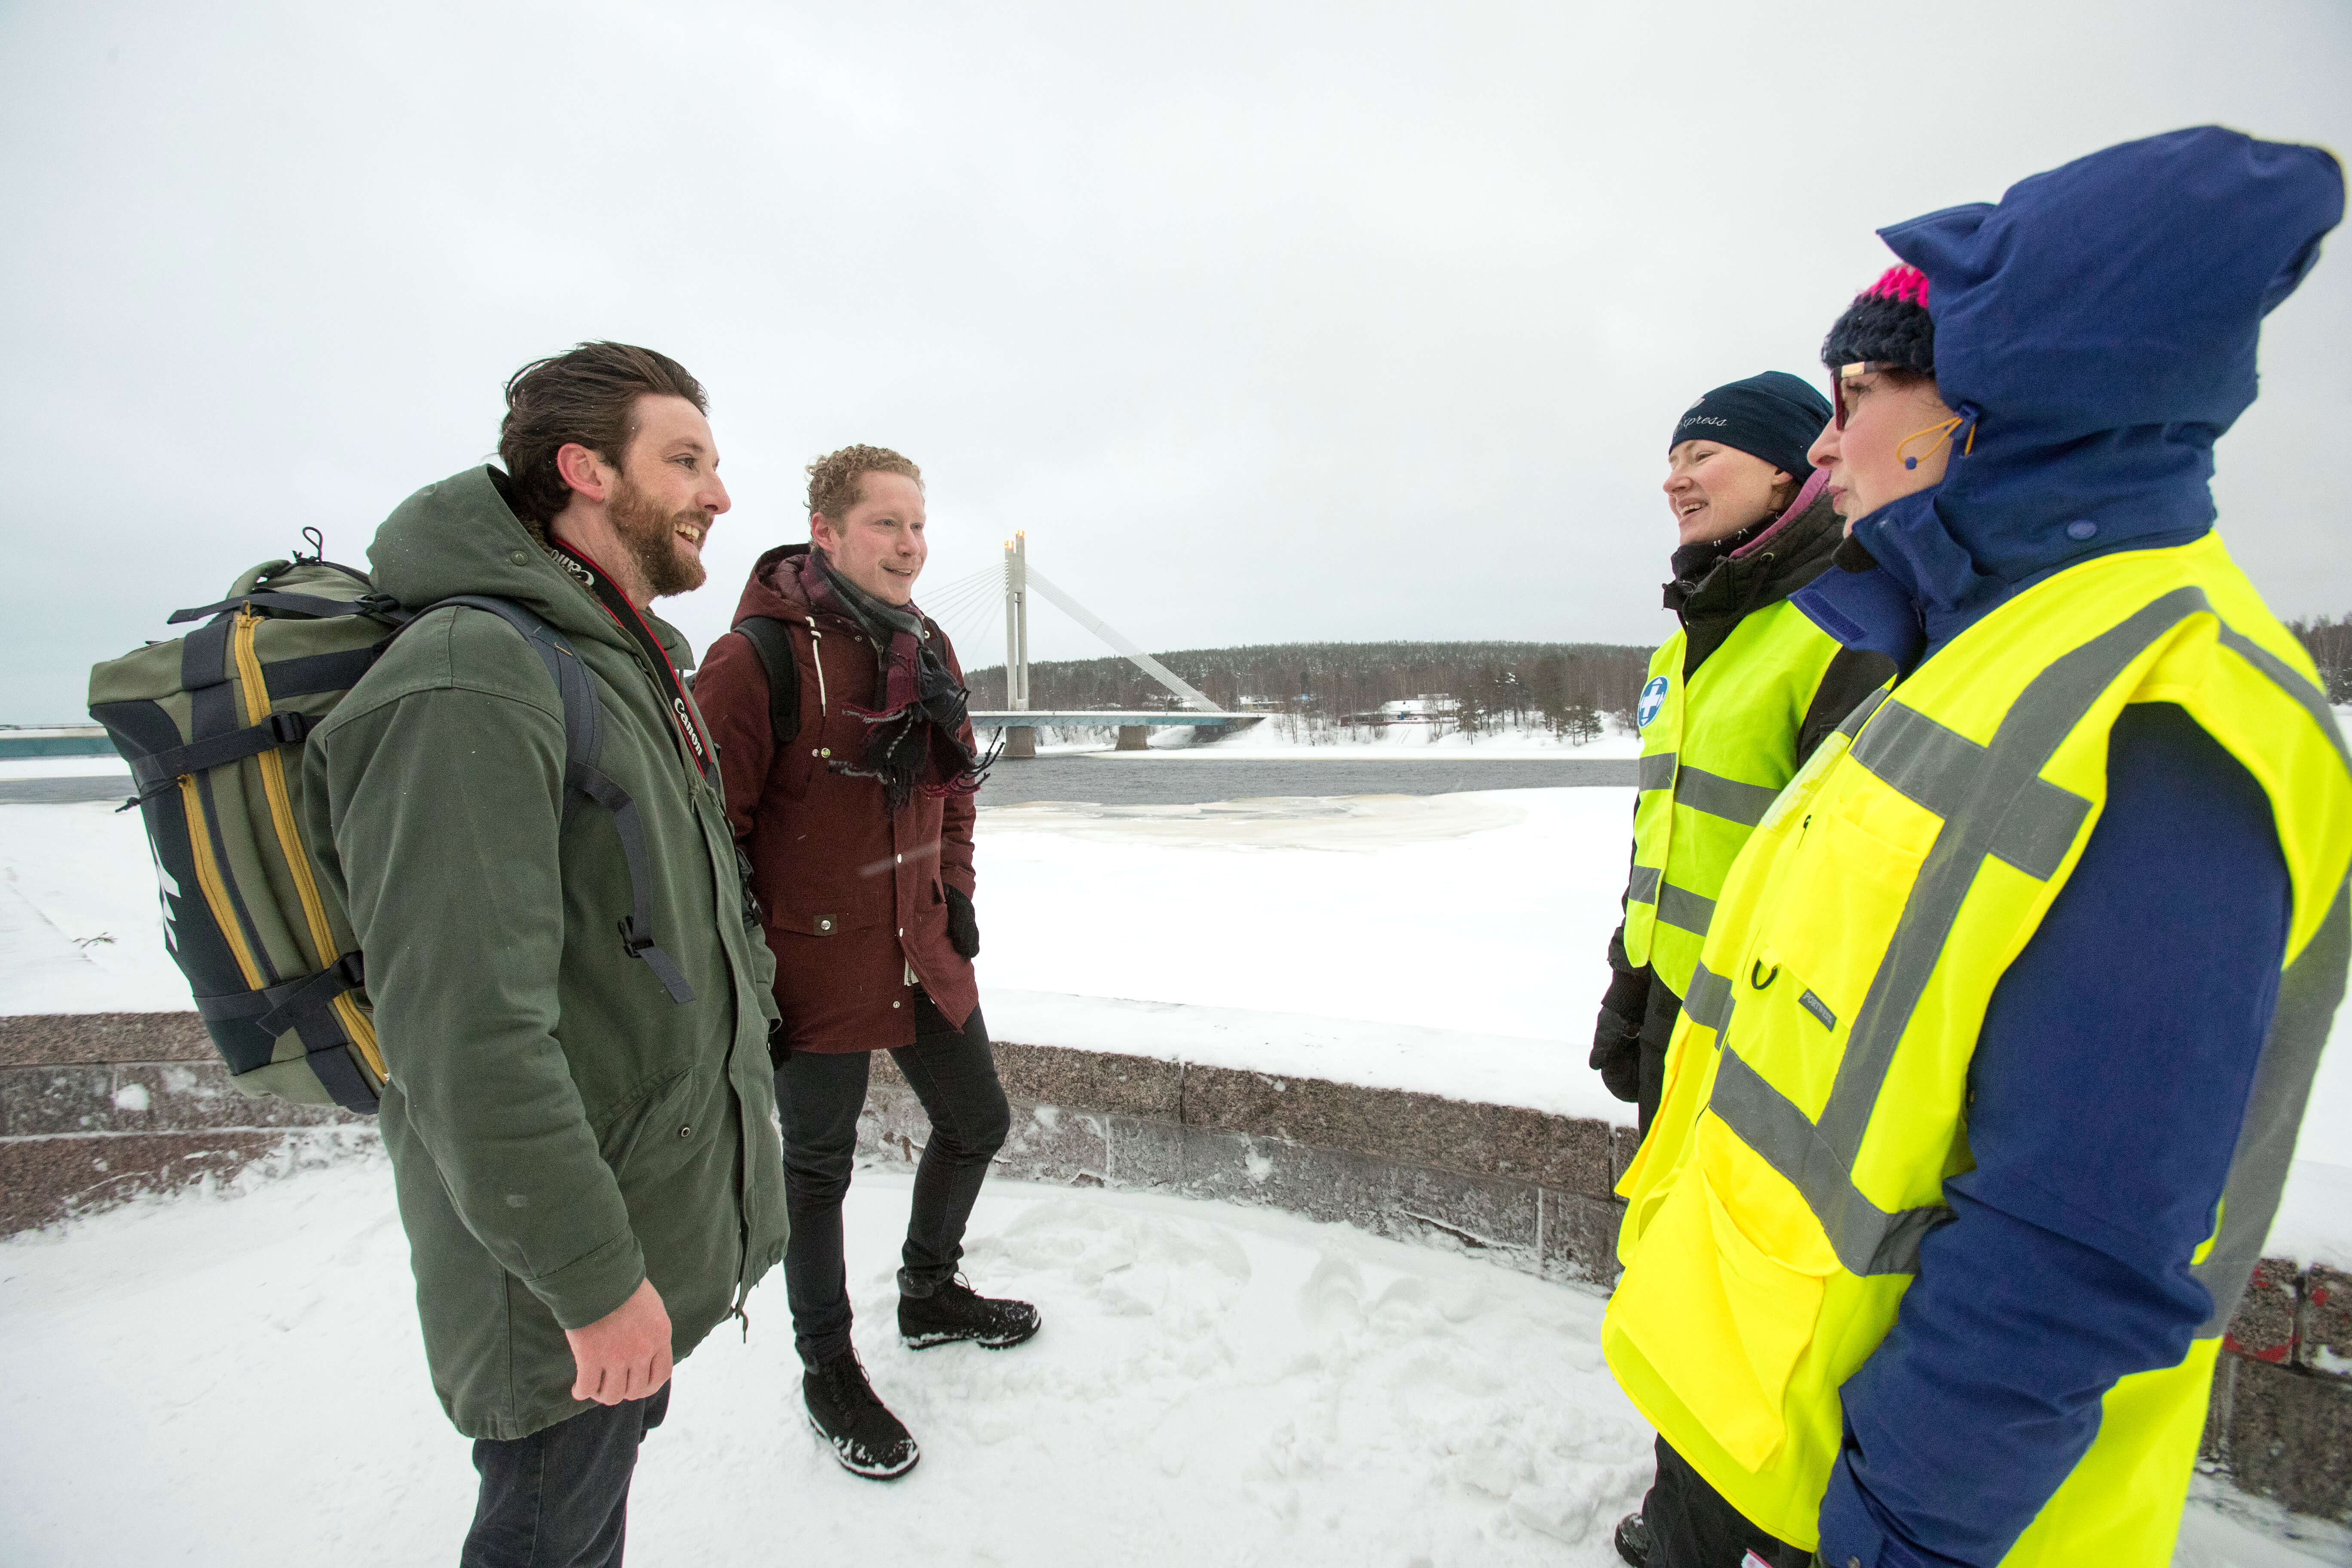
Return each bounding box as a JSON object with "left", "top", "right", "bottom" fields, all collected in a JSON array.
[{"left": 304, "top": 343, "right": 789, "bottom": 1567}]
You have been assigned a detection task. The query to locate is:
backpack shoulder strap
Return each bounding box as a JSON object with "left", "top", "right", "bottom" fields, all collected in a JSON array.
[
  {"left": 731, "top": 616, "right": 801, "bottom": 747},
  {"left": 429, "top": 595, "right": 696, "bottom": 1007},
  {"left": 430, "top": 596, "right": 603, "bottom": 770}
]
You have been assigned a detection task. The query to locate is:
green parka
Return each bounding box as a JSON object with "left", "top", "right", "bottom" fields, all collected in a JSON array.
[{"left": 302, "top": 467, "right": 789, "bottom": 1440}]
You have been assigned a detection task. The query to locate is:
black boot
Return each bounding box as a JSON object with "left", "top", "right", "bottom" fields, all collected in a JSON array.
[
  {"left": 1613, "top": 1511, "right": 1652, "bottom": 1567},
  {"left": 897, "top": 1273, "right": 1041, "bottom": 1350},
  {"left": 802, "top": 1351, "right": 919, "bottom": 1480}
]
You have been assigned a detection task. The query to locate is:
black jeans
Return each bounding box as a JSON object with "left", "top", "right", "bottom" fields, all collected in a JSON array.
[
  {"left": 461, "top": 1386, "right": 669, "bottom": 1568},
  {"left": 775, "top": 999, "right": 1011, "bottom": 1368},
  {"left": 1644, "top": 1436, "right": 1812, "bottom": 1568}
]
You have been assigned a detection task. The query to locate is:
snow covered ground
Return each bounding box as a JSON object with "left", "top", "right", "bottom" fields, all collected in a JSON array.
[
  {"left": 0, "top": 1157, "right": 1658, "bottom": 1568},
  {"left": 0, "top": 1152, "right": 2337, "bottom": 1568},
  {"left": 2, "top": 1155, "right": 2341, "bottom": 1568},
  {"left": 9, "top": 785, "right": 2348, "bottom": 1261}
]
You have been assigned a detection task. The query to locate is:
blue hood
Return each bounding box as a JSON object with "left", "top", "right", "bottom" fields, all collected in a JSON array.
[{"left": 1838, "top": 126, "right": 2343, "bottom": 650}]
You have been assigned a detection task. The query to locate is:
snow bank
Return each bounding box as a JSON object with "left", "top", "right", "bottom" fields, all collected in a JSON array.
[
  {"left": 2265, "top": 1161, "right": 2352, "bottom": 1274},
  {"left": 975, "top": 789, "right": 1631, "bottom": 1054},
  {"left": 0, "top": 801, "right": 190, "bottom": 1013}
]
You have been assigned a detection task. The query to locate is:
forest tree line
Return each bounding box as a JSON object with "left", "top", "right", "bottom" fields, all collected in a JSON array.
[
  {"left": 963, "top": 617, "right": 2352, "bottom": 737},
  {"left": 963, "top": 639, "right": 1655, "bottom": 739},
  {"left": 2289, "top": 616, "right": 2352, "bottom": 703}
]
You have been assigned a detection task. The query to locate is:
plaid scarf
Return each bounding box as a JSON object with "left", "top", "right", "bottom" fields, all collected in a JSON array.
[{"left": 799, "top": 549, "right": 994, "bottom": 811}]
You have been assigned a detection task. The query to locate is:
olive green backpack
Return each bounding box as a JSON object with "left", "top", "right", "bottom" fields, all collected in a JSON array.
[{"left": 88, "top": 538, "right": 692, "bottom": 1113}]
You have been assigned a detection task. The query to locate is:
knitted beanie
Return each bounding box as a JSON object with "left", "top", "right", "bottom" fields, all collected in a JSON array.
[
  {"left": 1668, "top": 370, "right": 1832, "bottom": 479},
  {"left": 1822, "top": 265, "right": 1936, "bottom": 373}
]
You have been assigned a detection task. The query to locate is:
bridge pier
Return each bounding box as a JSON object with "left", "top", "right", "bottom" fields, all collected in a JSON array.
[
  {"left": 1001, "top": 726, "right": 1037, "bottom": 760},
  {"left": 1116, "top": 725, "right": 1150, "bottom": 752}
]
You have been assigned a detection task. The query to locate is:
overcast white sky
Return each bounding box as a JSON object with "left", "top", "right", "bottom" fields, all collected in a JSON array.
[{"left": 4, "top": 0, "right": 2348, "bottom": 723}]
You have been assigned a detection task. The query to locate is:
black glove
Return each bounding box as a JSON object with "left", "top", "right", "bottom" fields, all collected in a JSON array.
[
  {"left": 945, "top": 885, "right": 980, "bottom": 959},
  {"left": 1589, "top": 1003, "right": 1644, "bottom": 1103}
]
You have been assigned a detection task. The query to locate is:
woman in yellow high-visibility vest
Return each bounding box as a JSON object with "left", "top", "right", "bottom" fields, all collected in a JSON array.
[
  {"left": 1604, "top": 127, "right": 2349, "bottom": 1568},
  {"left": 1591, "top": 376, "right": 1894, "bottom": 1141}
]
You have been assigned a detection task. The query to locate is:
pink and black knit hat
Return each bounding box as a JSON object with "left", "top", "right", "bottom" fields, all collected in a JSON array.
[{"left": 1821, "top": 265, "right": 1935, "bottom": 374}]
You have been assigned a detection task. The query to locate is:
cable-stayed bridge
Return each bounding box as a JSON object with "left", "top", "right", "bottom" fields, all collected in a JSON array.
[{"left": 917, "top": 534, "right": 1250, "bottom": 757}]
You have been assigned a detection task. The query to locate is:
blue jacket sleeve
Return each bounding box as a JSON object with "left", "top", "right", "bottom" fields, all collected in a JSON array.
[{"left": 1816, "top": 702, "right": 2291, "bottom": 1568}]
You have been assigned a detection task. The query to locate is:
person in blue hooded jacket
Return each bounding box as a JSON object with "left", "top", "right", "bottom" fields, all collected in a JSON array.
[{"left": 1601, "top": 127, "right": 2350, "bottom": 1568}]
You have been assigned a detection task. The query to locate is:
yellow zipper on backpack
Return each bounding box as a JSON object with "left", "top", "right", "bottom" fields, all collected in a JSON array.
[
  {"left": 231, "top": 611, "right": 389, "bottom": 1085},
  {"left": 178, "top": 776, "right": 266, "bottom": 990}
]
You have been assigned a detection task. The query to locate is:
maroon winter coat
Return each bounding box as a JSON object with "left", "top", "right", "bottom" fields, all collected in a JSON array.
[{"left": 695, "top": 544, "right": 979, "bottom": 1053}]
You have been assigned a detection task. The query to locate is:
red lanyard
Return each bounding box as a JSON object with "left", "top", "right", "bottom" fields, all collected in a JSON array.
[{"left": 548, "top": 539, "right": 713, "bottom": 778}]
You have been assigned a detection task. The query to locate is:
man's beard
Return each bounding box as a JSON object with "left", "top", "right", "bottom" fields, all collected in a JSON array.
[{"left": 609, "top": 471, "right": 708, "bottom": 600}]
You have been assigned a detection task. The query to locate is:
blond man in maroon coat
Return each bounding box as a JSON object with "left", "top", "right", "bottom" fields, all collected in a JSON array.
[{"left": 695, "top": 445, "right": 1032, "bottom": 1482}]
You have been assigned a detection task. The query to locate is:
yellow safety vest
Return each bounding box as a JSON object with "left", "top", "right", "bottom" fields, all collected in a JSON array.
[
  {"left": 1625, "top": 601, "right": 1847, "bottom": 1000},
  {"left": 1605, "top": 533, "right": 2352, "bottom": 1563}
]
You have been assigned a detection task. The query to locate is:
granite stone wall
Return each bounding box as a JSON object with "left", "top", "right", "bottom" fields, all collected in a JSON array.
[
  {"left": 858, "top": 1042, "right": 1638, "bottom": 1288},
  {"left": 2205, "top": 1257, "right": 2352, "bottom": 1518},
  {"left": 6, "top": 1011, "right": 2346, "bottom": 1520},
  {"left": 0, "top": 1013, "right": 359, "bottom": 1233}
]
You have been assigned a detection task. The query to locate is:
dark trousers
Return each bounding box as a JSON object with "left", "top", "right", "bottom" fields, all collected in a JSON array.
[
  {"left": 461, "top": 1386, "right": 669, "bottom": 1568},
  {"left": 1644, "top": 1436, "right": 1811, "bottom": 1568},
  {"left": 775, "top": 1000, "right": 1011, "bottom": 1369}
]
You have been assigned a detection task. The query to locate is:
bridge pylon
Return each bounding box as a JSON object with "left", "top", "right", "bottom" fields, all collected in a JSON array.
[{"left": 980, "top": 535, "right": 1238, "bottom": 759}]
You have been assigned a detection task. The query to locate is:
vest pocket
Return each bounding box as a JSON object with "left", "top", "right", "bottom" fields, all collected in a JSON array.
[
  {"left": 1613, "top": 1168, "right": 1827, "bottom": 1473},
  {"left": 1757, "top": 807, "right": 1926, "bottom": 1040}
]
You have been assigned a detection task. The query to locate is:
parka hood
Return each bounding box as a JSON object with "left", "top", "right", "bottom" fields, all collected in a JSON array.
[
  {"left": 732, "top": 542, "right": 818, "bottom": 627},
  {"left": 366, "top": 466, "right": 691, "bottom": 666},
  {"left": 730, "top": 542, "right": 934, "bottom": 651},
  {"left": 1849, "top": 126, "right": 2343, "bottom": 645}
]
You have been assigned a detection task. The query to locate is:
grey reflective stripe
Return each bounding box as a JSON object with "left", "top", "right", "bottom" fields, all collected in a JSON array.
[
  {"left": 1627, "top": 864, "right": 1663, "bottom": 904},
  {"left": 2214, "top": 624, "right": 2352, "bottom": 778},
  {"left": 1657, "top": 882, "right": 1716, "bottom": 936},
  {"left": 1684, "top": 962, "right": 1734, "bottom": 1031},
  {"left": 1639, "top": 750, "right": 1678, "bottom": 791},
  {"left": 1837, "top": 686, "right": 1891, "bottom": 738},
  {"left": 1713, "top": 1046, "right": 1951, "bottom": 1275},
  {"left": 2193, "top": 877, "right": 2352, "bottom": 1335},
  {"left": 1675, "top": 766, "right": 1780, "bottom": 827},
  {"left": 2181, "top": 628, "right": 2352, "bottom": 1333},
  {"left": 1849, "top": 702, "right": 2092, "bottom": 880},
  {"left": 1812, "top": 588, "right": 2213, "bottom": 1160}
]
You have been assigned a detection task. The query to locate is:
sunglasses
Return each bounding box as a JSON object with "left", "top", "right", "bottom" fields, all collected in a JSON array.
[{"left": 1831, "top": 361, "right": 1900, "bottom": 430}]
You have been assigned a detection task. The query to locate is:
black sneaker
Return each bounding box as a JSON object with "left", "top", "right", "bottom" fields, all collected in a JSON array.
[
  {"left": 1612, "top": 1511, "right": 1652, "bottom": 1567},
  {"left": 802, "top": 1351, "right": 919, "bottom": 1480},
  {"left": 897, "top": 1274, "right": 1041, "bottom": 1351}
]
